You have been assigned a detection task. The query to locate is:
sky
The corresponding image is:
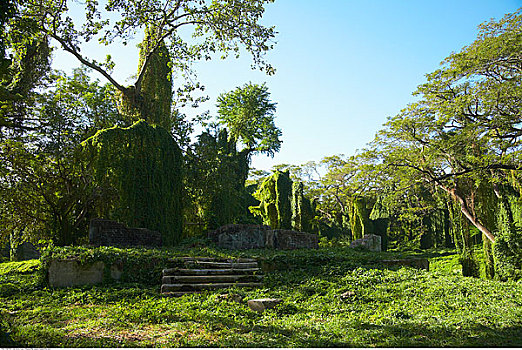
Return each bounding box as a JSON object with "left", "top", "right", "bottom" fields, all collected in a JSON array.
[{"left": 53, "top": 0, "right": 522, "bottom": 171}]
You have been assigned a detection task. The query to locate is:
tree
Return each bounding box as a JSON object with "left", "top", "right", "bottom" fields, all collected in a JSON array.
[
  {"left": 374, "top": 9, "right": 522, "bottom": 244},
  {"left": 369, "top": 10, "right": 522, "bottom": 278},
  {"left": 0, "top": 0, "right": 51, "bottom": 132},
  {"left": 0, "top": 68, "right": 121, "bottom": 247},
  {"left": 216, "top": 82, "right": 282, "bottom": 157},
  {"left": 118, "top": 25, "right": 174, "bottom": 128},
  {"left": 184, "top": 127, "right": 253, "bottom": 232},
  {"left": 18, "top": 0, "right": 276, "bottom": 121}
]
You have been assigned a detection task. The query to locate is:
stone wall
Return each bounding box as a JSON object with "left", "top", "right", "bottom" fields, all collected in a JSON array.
[
  {"left": 89, "top": 219, "right": 162, "bottom": 247},
  {"left": 349, "top": 234, "right": 382, "bottom": 252},
  {"left": 271, "top": 229, "right": 319, "bottom": 250},
  {"left": 208, "top": 224, "right": 318, "bottom": 250},
  {"left": 48, "top": 259, "right": 124, "bottom": 288},
  {"left": 0, "top": 242, "right": 40, "bottom": 261}
]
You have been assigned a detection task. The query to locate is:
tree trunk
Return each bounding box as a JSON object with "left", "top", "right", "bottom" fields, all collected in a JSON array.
[{"left": 441, "top": 185, "right": 496, "bottom": 243}]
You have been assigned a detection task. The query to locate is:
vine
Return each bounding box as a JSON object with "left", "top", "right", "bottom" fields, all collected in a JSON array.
[
  {"left": 82, "top": 120, "right": 183, "bottom": 246},
  {"left": 250, "top": 171, "right": 315, "bottom": 231}
]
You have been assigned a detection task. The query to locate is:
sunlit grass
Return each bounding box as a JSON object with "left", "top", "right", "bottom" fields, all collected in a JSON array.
[{"left": 1, "top": 247, "right": 521, "bottom": 347}]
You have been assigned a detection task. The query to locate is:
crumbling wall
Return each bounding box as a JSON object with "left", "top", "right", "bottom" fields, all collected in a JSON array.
[
  {"left": 208, "top": 224, "right": 318, "bottom": 250},
  {"left": 89, "top": 219, "right": 162, "bottom": 247}
]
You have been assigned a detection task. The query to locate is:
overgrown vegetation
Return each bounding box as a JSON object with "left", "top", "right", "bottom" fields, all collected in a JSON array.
[
  {"left": 1, "top": 2, "right": 521, "bottom": 281},
  {"left": 0, "top": 4, "right": 521, "bottom": 347},
  {"left": 83, "top": 120, "right": 183, "bottom": 246},
  {"left": 1, "top": 247, "right": 521, "bottom": 347}
]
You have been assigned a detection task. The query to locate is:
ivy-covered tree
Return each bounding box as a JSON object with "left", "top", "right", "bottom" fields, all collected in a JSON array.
[
  {"left": 118, "top": 25, "right": 173, "bottom": 129},
  {"left": 83, "top": 120, "right": 183, "bottom": 246},
  {"left": 250, "top": 170, "right": 314, "bottom": 232},
  {"left": 18, "top": 0, "right": 276, "bottom": 124}
]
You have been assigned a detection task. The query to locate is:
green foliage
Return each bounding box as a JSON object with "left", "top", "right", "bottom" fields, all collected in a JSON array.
[
  {"left": 250, "top": 171, "right": 314, "bottom": 231},
  {"left": 0, "top": 0, "right": 51, "bottom": 131},
  {"left": 216, "top": 82, "right": 282, "bottom": 157},
  {"left": 1, "top": 248, "right": 522, "bottom": 347},
  {"left": 118, "top": 25, "right": 173, "bottom": 130},
  {"left": 0, "top": 68, "right": 123, "bottom": 246},
  {"left": 83, "top": 120, "right": 183, "bottom": 245},
  {"left": 0, "top": 259, "right": 40, "bottom": 276},
  {"left": 184, "top": 128, "right": 255, "bottom": 233}
]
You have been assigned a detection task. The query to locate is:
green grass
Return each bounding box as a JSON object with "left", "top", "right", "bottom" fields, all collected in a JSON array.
[
  {"left": 0, "top": 259, "right": 40, "bottom": 275},
  {"left": 1, "top": 246, "right": 521, "bottom": 347}
]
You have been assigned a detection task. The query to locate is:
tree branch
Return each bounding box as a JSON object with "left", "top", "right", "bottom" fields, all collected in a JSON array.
[{"left": 49, "top": 33, "right": 127, "bottom": 93}]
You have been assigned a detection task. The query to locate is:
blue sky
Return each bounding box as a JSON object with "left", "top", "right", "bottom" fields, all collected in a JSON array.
[{"left": 54, "top": 0, "right": 522, "bottom": 171}]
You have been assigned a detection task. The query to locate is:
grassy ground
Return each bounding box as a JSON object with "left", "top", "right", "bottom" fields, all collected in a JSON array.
[{"left": 1, "top": 245, "right": 521, "bottom": 347}]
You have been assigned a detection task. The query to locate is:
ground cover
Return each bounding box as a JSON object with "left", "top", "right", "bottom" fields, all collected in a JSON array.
[{"left": 1, "top": 245, "right": 521, "bottom": 347}]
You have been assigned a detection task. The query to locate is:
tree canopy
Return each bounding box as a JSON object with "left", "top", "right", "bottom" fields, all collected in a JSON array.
[
  {"left": 372, "top": 9, "right": 522, "bottom": 244},
  {"left": 17, "top": 0, "right": 276, "bottom": 116},
  {"left": 216, "top": 82, "right": 282, "bottom": 157}
]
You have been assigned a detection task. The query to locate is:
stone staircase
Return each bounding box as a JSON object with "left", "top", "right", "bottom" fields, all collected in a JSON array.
[{"left": 161, "top": 257, "right": 264, "bottom": 296}]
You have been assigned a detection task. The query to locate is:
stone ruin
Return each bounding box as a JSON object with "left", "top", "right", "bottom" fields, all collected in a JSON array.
[
  {"left": 89, "top": 219, "right": 162, "bottom": 247},
  {"left": 208, "top": 224, "right": 319, "bottom": 250},
  {"left": 0, "top": 241, "right": 40, "bottom": 261},
  {"left": 349, "top": 234, "right": 382, "bottom": 252}
]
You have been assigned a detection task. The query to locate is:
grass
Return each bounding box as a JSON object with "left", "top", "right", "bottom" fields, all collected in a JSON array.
[{"left": 1, "top": 245, "right": 521, "bottom": 347}]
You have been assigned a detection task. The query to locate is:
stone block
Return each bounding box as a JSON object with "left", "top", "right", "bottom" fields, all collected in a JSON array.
[
  {"left": 247, "top": 298, "right": 282, "bottom": 312},
  {"left": 272, "top": 230, "right": 319, "bottom": 249},
  {"left": 349, "top": 234, "right": 382, "bottom": 252},
  {"left": 381, "top": 258, "right": 430, "bottom": 271},
  {"left": 208, "top": 224, "right": 319, "bottom": 250},
  {"left": 89, "top": 219, "right": 162, "bottom": 247},
  {"left": 48, "top": 259, "right": 105, "bottom": 288}
]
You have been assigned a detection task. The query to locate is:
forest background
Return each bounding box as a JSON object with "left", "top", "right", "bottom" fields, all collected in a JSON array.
[{"left": 0, "top": 0, "right": 521, "bottom": 282}]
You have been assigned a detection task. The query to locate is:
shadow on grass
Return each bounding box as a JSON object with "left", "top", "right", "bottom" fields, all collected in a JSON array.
[{"left": 351, "top": 321, "right": 522, "bottom": 347}]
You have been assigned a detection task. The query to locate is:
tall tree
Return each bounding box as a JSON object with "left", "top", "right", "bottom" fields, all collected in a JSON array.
[
  {"left": 216, "top": 82, "right": 281, "bottom": 158},
  {"left": 374, "top": 9, "right": 522, "bottom": 244},
  {"left": 18, "top": 0, "right": 276, "bottom": 122},
  {"left": 118, "top": 25, "right": 173, "bottom": 128}
]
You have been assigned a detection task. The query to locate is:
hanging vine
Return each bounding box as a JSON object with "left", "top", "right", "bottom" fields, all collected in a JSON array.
[
  {"left": 250, "top": 170, "right": 314, "bottom": 231},
  {"left": 82, "top": 120, "right": 183, "bottom": 246}
]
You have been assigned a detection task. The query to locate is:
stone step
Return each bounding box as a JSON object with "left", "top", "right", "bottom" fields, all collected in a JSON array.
[
  {"left": 184, "top": 261, "right": 258, "bottom": 269},
  {"left": 162, "top": 274, "right": 263, "bottom": 284},
  {"left": 162, "top": 291, "right": 203, "bottom": 297},
  {"left": 161, "top": 282, "right": 263, "bottom": 293},
  {"left": 163, "top": 267, "right": 262, "bottom": 276},
  {"left": 179, "top": 257, "right": 258, "bottom": 263}
]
